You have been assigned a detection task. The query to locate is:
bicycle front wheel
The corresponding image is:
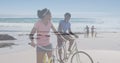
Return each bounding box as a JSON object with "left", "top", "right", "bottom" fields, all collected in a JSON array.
[{"left": 71, "top": 51, "right": 94, "bottom": 63}]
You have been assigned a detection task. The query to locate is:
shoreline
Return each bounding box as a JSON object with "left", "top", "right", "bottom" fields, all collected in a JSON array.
[
  {"left": 0, "top": 32, "right": 120, "bottom": 48},
  {"left": 0, "top": 32, "right": 120, "bottom": 63}
]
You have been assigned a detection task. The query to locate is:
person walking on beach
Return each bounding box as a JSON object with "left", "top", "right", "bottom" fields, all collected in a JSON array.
[
  {"left": 57, "top": 12, "right": 79, "bottom": 63},
  {"left": 91, "top": 25, "right": 96, "bottom": 37},
  {"left": 29, "top": 8, "right": 65, "bottom": 63},
  {"left": 84, "top": 25, "right": 89, "bottom": 38}
]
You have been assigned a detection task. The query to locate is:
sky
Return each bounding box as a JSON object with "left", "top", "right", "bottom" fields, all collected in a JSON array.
[{"left": 0, "top": 0, "right": 120, "bottom": 18}]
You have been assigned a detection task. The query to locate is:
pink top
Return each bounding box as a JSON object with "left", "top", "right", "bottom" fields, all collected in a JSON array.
[{"left": 34, "top": 20, "right": 52, "bottom": 46}]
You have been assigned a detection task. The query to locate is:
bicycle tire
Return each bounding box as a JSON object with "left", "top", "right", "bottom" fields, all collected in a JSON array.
[{"left": 71, "top": 51, "right": 94, "bottom": 63}]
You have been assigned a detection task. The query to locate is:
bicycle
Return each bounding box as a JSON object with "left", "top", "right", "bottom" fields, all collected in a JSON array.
[
  {"left": 56, "top": 38, "right": 94, "bottom": 63},
  {"left": 29, "top": 38, "right": 94, "bottom": 63}
]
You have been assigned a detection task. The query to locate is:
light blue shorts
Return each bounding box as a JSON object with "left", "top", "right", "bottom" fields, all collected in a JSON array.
[{"left": 36, "top": 44, "right": 52, "bottom": 52}]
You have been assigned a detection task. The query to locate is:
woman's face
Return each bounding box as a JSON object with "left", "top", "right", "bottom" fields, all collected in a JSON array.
[{"left": 43, "top": 13, "right": 51, "bottom": 22}]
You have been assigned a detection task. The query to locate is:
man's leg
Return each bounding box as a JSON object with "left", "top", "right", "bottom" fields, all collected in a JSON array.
[
  {"left": 63, "top": 35, "right": 74, "bottom": 52},
  {"left": 57, "top": 36, "right": 64, "bottom": 63},
  {"left": 68, "top": 38, "right": 74, "bottom": 52}
]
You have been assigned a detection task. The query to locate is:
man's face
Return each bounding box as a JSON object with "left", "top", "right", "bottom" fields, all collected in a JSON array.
[{"left": 65, "top": 15, "right": 71, "bottom": 22}]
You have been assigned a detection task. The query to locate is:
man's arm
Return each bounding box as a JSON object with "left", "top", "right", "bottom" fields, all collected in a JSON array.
[{"left": 68, "top": 27, "right": 79, "bottom": 38}]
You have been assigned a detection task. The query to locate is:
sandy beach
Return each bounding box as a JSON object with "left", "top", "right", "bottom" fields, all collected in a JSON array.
[
  {"left": 0, "top": 48, "right": 36, "bottom": 63},
  {"left": 0, "top": 0, "right": 120, "bottom": 63},
  {"left": 0, "top": 32, "right": 120, "bottom": 63}
]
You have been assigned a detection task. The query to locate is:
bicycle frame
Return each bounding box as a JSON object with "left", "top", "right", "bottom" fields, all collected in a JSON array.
[{"left": 55, "top": 38, "right": 79, "bottom": 63}]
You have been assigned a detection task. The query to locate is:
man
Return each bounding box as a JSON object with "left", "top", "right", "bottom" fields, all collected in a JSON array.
[
  {"left": 57, "top": 12, "right": 79, "bottom": 63},
  {"left": 84, "top": 25, "right": 89, "bottom": 38}
]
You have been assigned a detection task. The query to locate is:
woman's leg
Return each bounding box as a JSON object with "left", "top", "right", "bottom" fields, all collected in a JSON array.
[
  {"left": 37, "top": 52, "right": 45, "bottom": 63},
  {"left": 47, "top": 51, "right": 52, "bottom": 63}
]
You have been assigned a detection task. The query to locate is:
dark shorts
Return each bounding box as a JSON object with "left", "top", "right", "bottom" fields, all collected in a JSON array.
[
  {"left": 57, "top": 34, "right": 74, "bottom": 48},
  {"left": 37, "top": 44, "right": 52, "bottom": 52}
]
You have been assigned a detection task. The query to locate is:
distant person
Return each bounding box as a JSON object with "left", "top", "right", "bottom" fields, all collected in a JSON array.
[
  {"left": 57, "top": 12, "right": 79, "bottom": 63},
  {"left": 91, "top": 25, "right": 96, "bottom": 37},
  {"left": 84, "top": 25, "right": 89, "bottom": 38}
]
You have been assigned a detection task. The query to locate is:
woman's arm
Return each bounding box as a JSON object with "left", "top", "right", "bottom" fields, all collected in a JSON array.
[
  {"left": 29, "top": 27, "right": 36, "bottom": 41},
  {"left": 51, "top": 24, "right": 58, "bottom": 35},
  {"left": 29, "top": 27, "right": 36, "bottom": 47},
  {"left": 58, "top": 21, "right": 63, "bottom": 33},
  {"left": 51, "top": 24, "right": 66, "bottom": 41}
]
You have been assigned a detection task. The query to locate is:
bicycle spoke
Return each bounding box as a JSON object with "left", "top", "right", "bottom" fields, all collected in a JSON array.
[{"left": 77, "top": 54, "right": 81, "bottom": 63}]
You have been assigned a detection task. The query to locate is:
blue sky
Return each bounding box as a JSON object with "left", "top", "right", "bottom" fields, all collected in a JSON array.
[{"left": 0, "top": 0, "right": 120, "bottom": 18}]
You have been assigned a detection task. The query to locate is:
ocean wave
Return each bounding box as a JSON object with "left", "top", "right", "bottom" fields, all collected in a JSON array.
[{"left": 0, "top": 18, "right": 119, "bottom": 32}]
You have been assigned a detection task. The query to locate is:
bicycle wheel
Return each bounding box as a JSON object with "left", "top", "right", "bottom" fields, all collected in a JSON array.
[{"left": 71, "top": 51, "right": 94, "bottom": 63}]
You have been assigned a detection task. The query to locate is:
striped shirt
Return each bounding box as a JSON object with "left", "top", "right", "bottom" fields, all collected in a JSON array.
[{"left": 34, "top": 20, "right": 51, "bottom": 46}]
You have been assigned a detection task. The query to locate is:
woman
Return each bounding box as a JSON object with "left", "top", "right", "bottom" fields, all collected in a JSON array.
[
  {"left": 29, "top": 8, "right": 65, "bottom": 63},
  {"left": 91, "top": 25, "right": 96, "bottom": 37}
]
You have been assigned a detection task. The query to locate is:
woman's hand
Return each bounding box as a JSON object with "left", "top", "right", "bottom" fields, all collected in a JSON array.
[{"left": 28, "top": 42, "right": 36, "bottom": 47}]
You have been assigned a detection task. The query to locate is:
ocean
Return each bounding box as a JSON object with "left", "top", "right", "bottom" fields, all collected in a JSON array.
[
  {"left": 0, "top": 18, "right": 120, "bottom": 33},
  {"left": 0, "top": 18, "right": 120, "bottom": 54}
]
